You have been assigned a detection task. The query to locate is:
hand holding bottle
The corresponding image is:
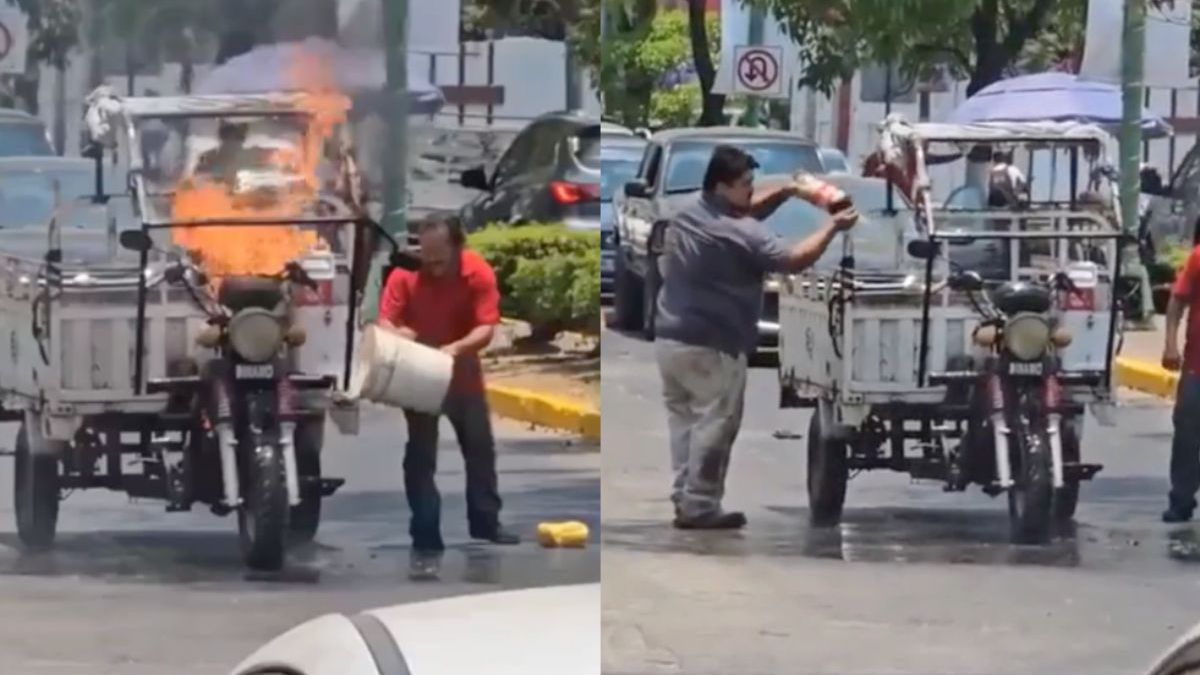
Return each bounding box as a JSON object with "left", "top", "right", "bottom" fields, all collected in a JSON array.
[{"left": 792, "top": 171, "right": 854, "bottom": 214}]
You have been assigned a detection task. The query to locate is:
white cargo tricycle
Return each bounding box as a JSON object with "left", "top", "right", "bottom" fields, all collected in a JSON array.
[
  {"left": 0, "top": 90, "right": 413, "bottom": 570},
  {"left": 778, "top": 118, "right": 1123, "bottom": 543}
]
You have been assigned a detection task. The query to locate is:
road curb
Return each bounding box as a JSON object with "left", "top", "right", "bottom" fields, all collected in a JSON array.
[
  {"left": 485, "top": 384, "right": 600, "bottom": 442},
  {"left": 1114, "top": 356, "right": 1179, "bottom": 400}
]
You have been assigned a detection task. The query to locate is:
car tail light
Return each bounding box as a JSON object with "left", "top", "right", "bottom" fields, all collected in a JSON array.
[
  {"left": 549, "top": 181, "right": 600, "bottom": 205},
  {"left": 294, "top": 280, "right": 333, "bottom": 306}
]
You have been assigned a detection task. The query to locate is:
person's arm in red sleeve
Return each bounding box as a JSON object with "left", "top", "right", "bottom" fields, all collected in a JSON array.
[
  {"left": 441, "top": 258, "right": 500, "bottom": 357},
  {"left": 1165, "top": 247, "right": 1200, "bottom": 370},
  {"left": 377, "top": 269, "right": 417, "bottom": 340}
]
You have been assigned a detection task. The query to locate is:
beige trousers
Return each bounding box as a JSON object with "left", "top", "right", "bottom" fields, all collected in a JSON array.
[{"left": 655, "top": 339, "right": 748, "bottom": 518}]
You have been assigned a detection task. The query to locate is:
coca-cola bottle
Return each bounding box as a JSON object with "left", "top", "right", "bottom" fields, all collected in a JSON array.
[{"left": 793, "top": 171, "right": 854, "bottom": 214}]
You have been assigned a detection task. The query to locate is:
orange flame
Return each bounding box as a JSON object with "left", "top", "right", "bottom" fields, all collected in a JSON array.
[{"left": 169, "top": 46, "right": 350, "bottom": 281}]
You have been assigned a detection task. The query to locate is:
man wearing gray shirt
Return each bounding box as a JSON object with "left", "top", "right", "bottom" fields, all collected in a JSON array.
[{"left": 656, "top": 145, "right": 859, "bottom": 529}]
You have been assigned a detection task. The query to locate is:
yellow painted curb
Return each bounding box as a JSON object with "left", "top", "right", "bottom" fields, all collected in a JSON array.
[
  {"left": 485, "top": 384, "right": 600, "bottom": 441},
  {"left": 1114, "top": 356, "right": 1180, "bottom": 400}
]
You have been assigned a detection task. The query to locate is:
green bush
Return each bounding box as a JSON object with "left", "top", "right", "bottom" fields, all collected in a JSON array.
[
  {"left": 468, "top": 223, "right": 601, "bottom": 336},
  {"left": 1164, "top": 243, "right": 1192, "bottom": 273}
]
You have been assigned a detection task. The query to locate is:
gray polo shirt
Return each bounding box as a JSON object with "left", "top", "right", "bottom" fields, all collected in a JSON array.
[{"left": 655, "top": 192, "right": 789, "bottom": 357}]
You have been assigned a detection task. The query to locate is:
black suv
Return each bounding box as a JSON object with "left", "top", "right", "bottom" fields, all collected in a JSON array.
[{"left": 459, "top": 111, "right": 601, "bottom": 232}]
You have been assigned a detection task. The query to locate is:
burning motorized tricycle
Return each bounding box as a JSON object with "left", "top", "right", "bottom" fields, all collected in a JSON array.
[
  {"left": 0, "top": 89, "right": 413, "bottom": 570},
  {"left": 777, "top": 118, "right": 1123, "bottom": 543}
]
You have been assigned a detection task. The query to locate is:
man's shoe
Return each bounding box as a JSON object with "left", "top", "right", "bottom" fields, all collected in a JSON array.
[
  {"left": 673, "top": 510, "right": 747, "bottom": 530},
  {"left": 408, "top": 550, "right": 443, "bottom": 580},
  {"left": 1163, "top": 508, "right": 1194, "bottom": 524},
  {"left": 471, "top": 526, "right": 521, "bottom": 545}
]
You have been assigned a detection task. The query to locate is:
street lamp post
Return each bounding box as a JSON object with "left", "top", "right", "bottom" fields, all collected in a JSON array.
[
  {"left": 358, "top": 0, "right": 409, "bottom": 324},
  {"left": 1119, "top": 0, "right": 1153, "bottom": 326},
  {"left": 382, "top": 0, "right": 409, "bottom": 237}
]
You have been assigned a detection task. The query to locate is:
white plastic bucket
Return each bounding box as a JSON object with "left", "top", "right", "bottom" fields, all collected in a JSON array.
[{"left": 346, "top": 325, "right": 454, "bottom": 413}]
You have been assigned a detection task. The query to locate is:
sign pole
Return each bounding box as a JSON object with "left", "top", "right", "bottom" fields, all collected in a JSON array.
[{"left": 743, "top": 8, "right": 764, "bottom": 127}]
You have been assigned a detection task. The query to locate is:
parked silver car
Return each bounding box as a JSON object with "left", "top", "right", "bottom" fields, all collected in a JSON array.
[
  {"left": 613, "top": 126, "right": 826, "bottom": 339},
  {"left": 600, "top": 130, "right": 646, "bottom": 302}
]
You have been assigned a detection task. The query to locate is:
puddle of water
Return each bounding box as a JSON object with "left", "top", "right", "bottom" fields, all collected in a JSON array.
[
  {"left": 1167, "top": 529, "right": 1200, "bottom": 563},
  {"left": 605, "top": 505, "right": 1195, "bottom": 573}
]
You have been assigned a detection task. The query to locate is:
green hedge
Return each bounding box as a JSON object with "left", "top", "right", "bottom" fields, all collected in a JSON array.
[{"left": 468, "top": 223, "right": 601, "bottom": 336}]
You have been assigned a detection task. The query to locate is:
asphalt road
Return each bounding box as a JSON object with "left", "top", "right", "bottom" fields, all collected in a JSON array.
[
  {"left": 601, "top": 327, "right": 1200, "bottom": 675},
  {"left": 0, "top": 405, "right": 599, "bottom": 674}
]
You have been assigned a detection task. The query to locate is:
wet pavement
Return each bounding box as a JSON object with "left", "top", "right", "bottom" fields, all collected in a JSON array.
[
  {"left": 601, "top": 328, "right": 1200, "bottom": 675},
  {"left": 0, "top": 405, "right": 598, "bottom": 674}
]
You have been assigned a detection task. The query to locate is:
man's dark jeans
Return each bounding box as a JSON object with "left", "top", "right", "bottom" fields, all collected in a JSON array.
[
  {"left": 403, "top": 392, "right": 503, "bottom": 551},
  {"left": 1170, "top": 372, "right": 1200, "bottom": 514}
]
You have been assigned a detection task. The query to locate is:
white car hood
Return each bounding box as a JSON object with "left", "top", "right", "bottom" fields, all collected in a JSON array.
[{"left": 229, "top": 583, "right": 600, "bottom": 675}]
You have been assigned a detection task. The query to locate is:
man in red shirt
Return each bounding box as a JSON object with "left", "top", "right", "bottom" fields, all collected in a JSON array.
[
  {"left": 378, "top": 215, "right": 519, "bottom": 575},
  {"left": 1161, "top": 226, "right": 1200, "bottom": 522}
]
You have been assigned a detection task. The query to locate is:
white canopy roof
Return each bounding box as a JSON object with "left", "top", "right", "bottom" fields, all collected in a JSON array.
[
  {"left": 878, "top": 115, "right": 1111, "bottom": 147},
  {"left": 83, "top": 86, "right": 354, "bottom": 150},
  {"left": 117, "top": 92, "right": 352, "bottom": 119}
]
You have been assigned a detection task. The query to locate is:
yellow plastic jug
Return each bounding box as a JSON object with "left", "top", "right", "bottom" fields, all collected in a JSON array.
[{"left": 537, "top": 520, "right": 589, "bottom": 548}]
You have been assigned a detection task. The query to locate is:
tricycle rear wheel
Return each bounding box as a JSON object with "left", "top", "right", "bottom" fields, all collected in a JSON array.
[
  {"left": 1054, "top": 419, "right": 1081, "bottom": 523},
  {"left": 14, "top": 422, "right": 59, "bottom": 550},
  {"left": 807, "top": 412, "right": 848, "bottom": 527},
  {"left": 288, "top": 419, "right": 324, "bottom": 545}
]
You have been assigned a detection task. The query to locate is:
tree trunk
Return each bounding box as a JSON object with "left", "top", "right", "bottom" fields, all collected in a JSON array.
[
  {"left": 216, "top": 29, "right": 256, "bottom": 64},
  {"left": 216, "top": 0, "right": 274, "bottom": 64},
  {"left": 687, "top": 0, "right": 723, "bottom": 125},
  {"left": 965, "top": 0, "right": 1055, "bottom": 96},
  {"left": 15, "top": 75, "right": 39, "bottom": 116},
  {"left": 965, "top": 58, "right": 1005, "bottom": 97}
]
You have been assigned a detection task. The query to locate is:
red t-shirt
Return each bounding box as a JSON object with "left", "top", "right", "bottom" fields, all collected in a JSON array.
[
  {"left": 378, "top": 249, "right": 501, "bottom": 395},
  {"left": 1172, "top": 246, "right": 1200, "bottom": 375}
]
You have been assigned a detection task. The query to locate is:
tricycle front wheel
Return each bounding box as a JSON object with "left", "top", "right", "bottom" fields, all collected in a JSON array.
[
  {"left": 807, "top": 412, "right": 848, "bottom": 527},
  {"left": 14, "top": 422, "right": 60, "bottom": 550},
  {"left": 1008, "top": 428, "right": 1053, "bottom": 545},
  {"left": 238, "top": 442, "right": 289, "bottom": 571}
]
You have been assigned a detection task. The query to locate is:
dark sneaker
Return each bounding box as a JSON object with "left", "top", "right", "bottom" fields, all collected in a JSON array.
[
  {"left": 408, "top": 550, "right": 443, "bottom": 581},
  {"left": 1163, "top": 508, "right": 1193, "bottom": 524},
  {"left": 471, "top": 526, "right": 521, "bottom": 545},
  {"left": 673, "top": 510, "right": 748, "bottom": 530}
]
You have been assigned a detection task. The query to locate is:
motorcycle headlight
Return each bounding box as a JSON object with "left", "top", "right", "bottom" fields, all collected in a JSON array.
[
  {"left": 228, "top": 308, "right": 284, "bottom": 363},
  {"left": 1004, "top": 314, "right": 1051, "bottom": 361}
]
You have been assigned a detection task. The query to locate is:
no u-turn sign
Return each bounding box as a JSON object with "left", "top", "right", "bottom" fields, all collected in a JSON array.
[{"left": 733, "top": 45, "right": 785, "bottom": 98}]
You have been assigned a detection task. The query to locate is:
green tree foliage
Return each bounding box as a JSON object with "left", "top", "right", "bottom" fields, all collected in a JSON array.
[
  {"left": 92, "top": 0, "right": 226, "bottom": 92},
  {"left": 463, "top": 0, "right": 576, "bottom": 40},
  {"left": 13, "top": 0, "right": 80, "bottom": 70},
  {"left": 463, "top": 0, "right": 599, "bottom": 95},
  {"left": 566, "top": 0, "right": 601, "bottom": 78},
  {"left": 602, "top": 8, "right": 718, "bottom": 128},
  {"left": 750, "top": 0, "right": 1193, "bottom": 99},
  {"left": 2, "top": 0, "right": 81, "bottom": 113},
  {"left": 747, "top": 0, "right": 1082, "bottom": 97}
]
